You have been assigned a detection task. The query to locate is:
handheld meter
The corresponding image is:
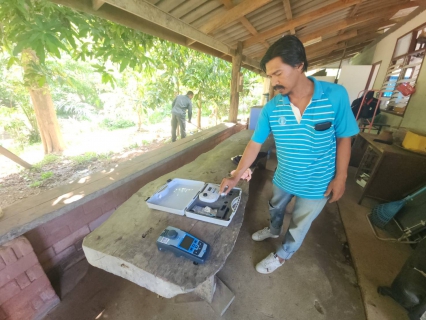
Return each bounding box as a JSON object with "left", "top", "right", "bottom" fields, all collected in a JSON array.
[{"left": 156, "top": 226, "right": 210, "bottom": 264}]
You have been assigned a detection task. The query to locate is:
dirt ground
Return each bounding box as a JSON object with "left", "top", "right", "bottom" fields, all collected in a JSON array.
[{"left": 0, "top": 117, "right": 213, "bottom": 208}]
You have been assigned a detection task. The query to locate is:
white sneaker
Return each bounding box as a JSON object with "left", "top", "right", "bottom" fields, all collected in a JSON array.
[
  {"left": 256, "top": 253, "right": 285, "bottom": 274},
  {"left": 252, "top": 227, "right": 279, "bottom": 241}
]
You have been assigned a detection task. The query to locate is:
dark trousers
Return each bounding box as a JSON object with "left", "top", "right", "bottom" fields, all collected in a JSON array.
[{"left": 171, "top": 113, "right": 186, "bottom": 142}]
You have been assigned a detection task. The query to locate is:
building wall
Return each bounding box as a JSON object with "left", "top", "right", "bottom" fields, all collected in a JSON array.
[{"left": 350, "top": 8, "right": 426, "bottom": 132}]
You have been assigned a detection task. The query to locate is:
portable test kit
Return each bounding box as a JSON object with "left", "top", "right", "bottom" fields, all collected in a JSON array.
[
  {"left": 156, "top": 226, "right": 210, "bottom": 264},
  {"left": 146, "top": 178, "right": 242, "bottom": 227}
]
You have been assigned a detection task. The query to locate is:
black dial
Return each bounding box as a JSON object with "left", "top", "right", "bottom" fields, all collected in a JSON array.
[{"left": 167, "top": 230, "right": 178, "bottom": 239}]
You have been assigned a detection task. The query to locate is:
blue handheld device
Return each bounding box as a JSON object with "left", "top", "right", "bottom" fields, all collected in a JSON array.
[{"left": 156, "top": 226, "right": 210, "bottom": 264}]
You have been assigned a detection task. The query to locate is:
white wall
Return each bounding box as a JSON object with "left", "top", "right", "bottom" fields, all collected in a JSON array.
[
  {"left": 338, "top": 65, "right": 372, "bottom": 103},
  {"left": 350, "top": 8, "right": 426, "bottom": 132}
]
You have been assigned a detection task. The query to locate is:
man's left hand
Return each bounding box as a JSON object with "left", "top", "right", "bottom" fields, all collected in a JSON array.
[{"left": 324, "top": 177, "right": 346, "bottom": 203}]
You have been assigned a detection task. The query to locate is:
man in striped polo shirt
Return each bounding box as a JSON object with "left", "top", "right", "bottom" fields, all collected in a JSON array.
[{"left": 220, "top": 35, "right": 359, "bottom": 274}]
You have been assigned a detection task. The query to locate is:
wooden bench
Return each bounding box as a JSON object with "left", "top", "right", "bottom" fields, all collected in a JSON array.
[{"left": 82, "top": 130, "right": 273, "bottom": 315}]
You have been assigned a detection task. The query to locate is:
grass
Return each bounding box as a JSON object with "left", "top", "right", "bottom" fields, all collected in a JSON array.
[
  {"left": 71, "top": 152, "right": 97, "bottom": 165},
  {"left": 32, "top": 154, "right": 60, "bottom": 170},
  {"left": 29, "top": 181, "right": 42, "bottom": 188},
  {"left": 40, "top": 171, "right": 53, "bottom": 180}
]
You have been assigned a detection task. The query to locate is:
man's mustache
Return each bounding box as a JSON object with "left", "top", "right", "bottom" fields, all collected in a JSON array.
[{"left": 273, "top": 85, "right": 285, "bottom": 91}]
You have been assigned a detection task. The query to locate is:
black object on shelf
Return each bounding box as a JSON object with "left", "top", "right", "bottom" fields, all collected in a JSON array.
[
  {"left": 378, "top": 239, "right": 426, "bottom": 320},
  {"left": 231, "top": 151, "right": 269, "bottom": 169}
]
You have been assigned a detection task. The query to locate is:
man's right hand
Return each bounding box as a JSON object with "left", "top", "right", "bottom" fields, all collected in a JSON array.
[{"left": 219, "top": 175, "right": 240, "bottom": 195}]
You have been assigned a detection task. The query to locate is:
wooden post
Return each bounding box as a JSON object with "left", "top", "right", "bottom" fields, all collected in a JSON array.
[
  {"left": 261, "top": 77, "right": 270, "bottom": 105},
  {"left": 0, "top": 146, "right": 32, "bottom": 169},
  {"left": 269, "top": 80, "right": 275, "bottom": 101},
  {"left": 229, "top": 42, "right": 243, "bottom": 123}
]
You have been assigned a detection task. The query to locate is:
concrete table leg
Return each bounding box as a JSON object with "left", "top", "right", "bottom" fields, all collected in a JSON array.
[{"left": 194, "top": 275, "right": 235, "bottom": 316}]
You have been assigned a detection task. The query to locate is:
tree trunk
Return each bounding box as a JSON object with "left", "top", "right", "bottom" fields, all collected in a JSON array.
[
  {"left": 197, "top": 92, "right": 202, "bottom": 129},
  {"left": 22, "top": 49, "right": 65, "bottom": 154}
]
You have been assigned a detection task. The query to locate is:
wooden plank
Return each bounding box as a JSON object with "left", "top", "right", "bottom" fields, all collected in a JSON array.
[
  {"left": 243, "top": 0, "right": 361, "bottom": 48},
  {"left": 0, "top": 146, "right": 31, "bottom": 169},
  {"left": 217, "top": 0, "right": 268, "bottom": 49},
  {"left": 92, "top": 0, "right": 105, "bottom": 10},
  {"left": 0, "top": 124, "right": 241, "bottom": 245},
  {"left": 82, "top": 130, "right": 270, "bottom": 298},
  {"left": 282, "top": 0, "right": 295, "bottom": 35},
  {"left": 54, "top": 0, "right": 261, "bottom": 72},
  {"left": 199, "top": 0, "right": 272, "bottom": 34},
  {"left": 305, "top": 30, "right": 358, "bottom": 54},
  {"left": 229, "top": 42, "right": 243, "bottom": 123},
  {"left": 299, "top": 2, "right": 417, "bottom": 46},
  {"left": 101, "top": 0, "right": 232, "bottom": 55}
]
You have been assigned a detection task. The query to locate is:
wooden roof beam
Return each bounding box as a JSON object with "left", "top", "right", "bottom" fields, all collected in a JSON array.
[
  {"left": 243, "top": 0, "right": 362, "bottom": 48},
  {"left": 305, "top": 30, "right": 358, "bottom": 55},
  {"left": 199, "top": 0, "right": 272, "bottom": 35},
  {"left": 52, "top": 0, "right": 262, "bottom": 71},
  {"left": 244, "top": 0, "right": 419, "bottom": 48},
  {"left": 92, "top": 0, "right": 104, "bottom": 10},
  {"left": 299, "top": 1, "right": 418, "bottom": 45},
  {"left": 283, "top": 0, "right": 296, "bottom": 35},
  {"left": 218, "top": 0, "right": 269, "bottom": 49}
]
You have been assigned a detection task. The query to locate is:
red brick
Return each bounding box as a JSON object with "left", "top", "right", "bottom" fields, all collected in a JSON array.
[
  {"left": 0, "top": 281, "right": 20, "bottom": 304},
  {"left": 101, "top": 198, "right": 118, "bottom": 214},
  {"left": 31, "top": 296, "right": 44, "bottom": 310},
  {"left": 37, "top": 247, "right": 55, "bottom": 264},
  {"left": 41, "top": 246, "right": 75, "bottom": 272},
  {"left": 89, "top": 209, "right": 115, "bottom": 231},
  {"left": 0, "top": 308, "right": 6, "bottom": 320},
  {"left": 16, "top": 273, "right": 31, "bottom": 289},
  {"left": 5, "top": 304, "right": 34, "bottom": 320},
  {"left": 40, "top": 287, "right": 56, "bottom": 302},
  {"left": 33, "top": 296, "right": 59, "bottom": 320},
  {"left": 53, "top": 225, "right": 90, "bottom": 254},
  {"left": 68, "top": 207, "right": 103, "bottom": 233},
  {"left": 15, "top": 237, "right": 33, "bottom": 256},
  {"left": 0, "top": 247, "right": 17, "bottom": 265},
  {"left": 0, "top": 257, "right": 5, "bottom": 271},
  {"left": 26, "top": 264, "right": 44, "bottom": 282},
  {"left": 42, "top": 208, "right": 81, "bottom": 235},
  {"left": 0, "top": 252, "right": 38, "bottom": 288},
  {"left": 2, "top": 276, "right": 52, "bottom": 316},
  {"left": 25, "top": 225, "right": 71, "bottom": 254},
  {"left": 83, "top": 195, "right": 108, "bottom": 215}
]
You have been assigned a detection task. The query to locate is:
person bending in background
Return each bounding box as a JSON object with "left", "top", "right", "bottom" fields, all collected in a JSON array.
[
  {"left": 220, "top": 35, "right": 359, "bottom": 274},
  {"left": 171, "top": 91, "right": 193, "bottom": 142}
]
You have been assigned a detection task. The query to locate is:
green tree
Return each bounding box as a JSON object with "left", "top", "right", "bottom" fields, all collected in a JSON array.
[{"left": 0, "top": 0, "right": 154, "bottom": 153}]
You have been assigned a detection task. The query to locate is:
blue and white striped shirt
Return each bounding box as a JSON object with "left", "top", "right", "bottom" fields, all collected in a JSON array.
[{"left": 252, "top": 77, "right": 359, "bottom": 199}]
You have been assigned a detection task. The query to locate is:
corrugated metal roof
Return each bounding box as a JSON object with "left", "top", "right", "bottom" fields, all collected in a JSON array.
[{"left": 74, "top": 0, "right": 423, "bottom": 70}]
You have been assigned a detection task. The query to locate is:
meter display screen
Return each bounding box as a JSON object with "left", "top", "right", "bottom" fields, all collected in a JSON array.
[{"left": 180, "top": 235, "right": 194, "bottom": 250}]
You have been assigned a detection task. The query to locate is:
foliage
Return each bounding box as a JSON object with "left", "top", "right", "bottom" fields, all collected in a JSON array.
[
  {"left": 29, "top": 180, "right": 42, "bottom": 188},
  {"left": 100, "top": 118, "right": 135, "bottom": 131},
  {"left": 40, "top": 171, "right": 53, "bottom": 180},
  {"left": 70, "top": 152, "right": 97, "bottom": 165},
  {"left": 32, "top": 153, "right": 60, "bottom": 170}
]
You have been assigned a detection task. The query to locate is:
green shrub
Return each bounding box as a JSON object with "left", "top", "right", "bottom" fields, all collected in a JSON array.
[
  {"left": 41, "top": 171, "right": 53, "bottom": 180},
  {"left": 33, "top": 154, "right": 60, "bottom": 170},
  {"left": 100, "top": 118, "right": 135, "bottom": 130},
  {"left": 71, "top": 152, "right": 97, "bottom": 165},
  {"left": 30, "top": 181, "right": 42, "bottom": 188}
]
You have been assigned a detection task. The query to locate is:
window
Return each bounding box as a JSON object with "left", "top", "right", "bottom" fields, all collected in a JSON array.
[{"left": 380, "top": 23, "right": 426, "bottom": 116}]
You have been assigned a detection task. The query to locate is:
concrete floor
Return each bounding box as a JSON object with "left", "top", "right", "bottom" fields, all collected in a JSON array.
[
  {"left": 44, "top": 160, "right": 366, "bottom": 320},
  {"left": 339, "top": 167, "right": 413, "bottom": 320}
]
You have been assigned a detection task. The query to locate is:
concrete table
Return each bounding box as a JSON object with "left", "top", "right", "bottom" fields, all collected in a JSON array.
[{"left": 83, "top": 130, "right": 271, "bottom": 315}]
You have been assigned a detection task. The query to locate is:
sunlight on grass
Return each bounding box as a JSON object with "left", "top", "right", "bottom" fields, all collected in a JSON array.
[{"left": 33, "top": 154, "right": 60, "bottom": 170}]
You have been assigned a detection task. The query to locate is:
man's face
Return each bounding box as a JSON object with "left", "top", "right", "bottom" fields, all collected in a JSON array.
[
  {"left": 265, "top": 57, "right": 303, "bottom": 95},
  {"left": 189, "top": 94, "right": 194, "bottom": 100}
]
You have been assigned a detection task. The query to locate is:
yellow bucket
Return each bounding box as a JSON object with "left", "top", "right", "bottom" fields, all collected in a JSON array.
[{"left": 402, "top": 131, "right": 426, "bottom": 154}]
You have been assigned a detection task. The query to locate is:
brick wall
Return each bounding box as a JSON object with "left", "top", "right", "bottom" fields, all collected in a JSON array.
[{"left": 0, "top": 237, "right": 59, "bottom": 320}]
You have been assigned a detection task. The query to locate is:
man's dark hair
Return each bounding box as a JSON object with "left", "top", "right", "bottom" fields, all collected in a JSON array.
[
  {"left": 186, "top": 91, "right": 194, "bottom": 96},
  {"left": 260, "top": 35, "right": 308, "bottom": 73}
]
